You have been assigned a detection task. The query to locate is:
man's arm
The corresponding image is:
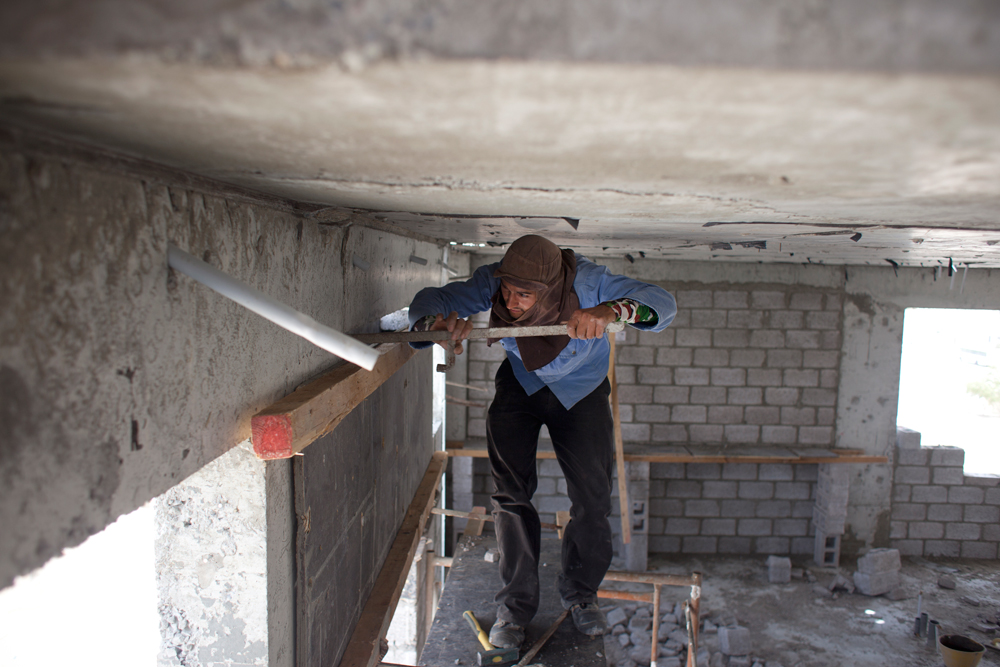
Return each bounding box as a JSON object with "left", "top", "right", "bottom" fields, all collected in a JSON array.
[
  {"left": 406, "top": 262, "right": 499, "bottom": 350},
  {"left": 571, "top": 256, "right": 677, "bottom": 334}
]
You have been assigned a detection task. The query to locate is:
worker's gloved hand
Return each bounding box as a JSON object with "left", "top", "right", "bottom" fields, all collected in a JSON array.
[
  {"left": 566, "top": 305, "right": 617, "bottom": 340},
  {"left": 430, "top": 311, "right": 473, "bottom": 354}
]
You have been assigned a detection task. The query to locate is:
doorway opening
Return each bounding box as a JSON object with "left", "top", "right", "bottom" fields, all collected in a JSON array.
[{"left": 898, "top": 307, "right": 1000, "bottom": 475}]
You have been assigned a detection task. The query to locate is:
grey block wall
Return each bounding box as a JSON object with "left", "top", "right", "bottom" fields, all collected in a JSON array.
[{"left": 890, "top": 429, "right": 1000, "bottom": 559}]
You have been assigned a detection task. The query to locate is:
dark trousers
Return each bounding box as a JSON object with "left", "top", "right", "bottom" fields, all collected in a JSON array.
[{"left": 487, "top": 359, "right": 614, "bottom": 626}]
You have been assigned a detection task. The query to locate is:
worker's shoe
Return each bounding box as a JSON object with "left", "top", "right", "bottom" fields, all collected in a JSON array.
[
  {"left": 489, "top": 619, "right": 525, "bottom": 648},
  {"left": 570, "top": 602, "right": 609, "bottom": 636}
]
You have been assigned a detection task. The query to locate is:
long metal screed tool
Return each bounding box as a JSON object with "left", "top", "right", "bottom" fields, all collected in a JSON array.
[{"left": 353, "top": 321, "right": 624, "bottom": 372}]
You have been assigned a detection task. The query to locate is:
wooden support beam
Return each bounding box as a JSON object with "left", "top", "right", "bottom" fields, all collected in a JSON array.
[
  {"left": 609, "top": 337, "right": 632, "bottom": 545},
  {"left": 340, "top": 451, "right": 447, "bottom": 667},
  {"left": 251, "top": 343, "right": 418, "bottom": 459},
  {"left": 444, "top": 447, "right": 888, "bottom": 465}
]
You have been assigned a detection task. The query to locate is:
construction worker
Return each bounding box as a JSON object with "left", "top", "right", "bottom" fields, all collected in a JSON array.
[{"left": 408, "top": 235, "right": 676, "bottom": 647}]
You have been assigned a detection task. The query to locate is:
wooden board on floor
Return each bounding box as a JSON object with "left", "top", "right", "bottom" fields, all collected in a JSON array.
[{"left": 420, "top": 536, "right": 606, "bottom": 667}]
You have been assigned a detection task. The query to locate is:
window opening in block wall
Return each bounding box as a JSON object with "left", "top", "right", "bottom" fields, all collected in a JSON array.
[
  {"left": 0, "top": 503, "right": 158, "bottom": 667},
  {"left": 898, "top": 308, "right": 1000, "bottom": 475}
]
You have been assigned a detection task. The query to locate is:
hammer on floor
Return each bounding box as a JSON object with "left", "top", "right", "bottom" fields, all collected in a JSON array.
[{"left": 463, "top": 611, "right": 519, "bottom": 666}]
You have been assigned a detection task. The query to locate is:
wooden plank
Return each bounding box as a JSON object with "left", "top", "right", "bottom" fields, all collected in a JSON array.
[
  {"left": 463, "top": 506, "right": 487, "bottom": 538},
  {"left": 444, "top": 448, "right": 887, "bottom": 464},
  {"left": 251, "top": 343, "right": 418, "bottom": 459},
  {"left": 340, "top": 451, "right": 447, "bottom": 667},
  {"left": 609, "top": 337, "right": 632, "bottom": 545}
]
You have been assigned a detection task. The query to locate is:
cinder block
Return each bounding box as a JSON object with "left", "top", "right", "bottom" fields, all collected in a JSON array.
[
  {"left": 944, "top": 523, "right": 980, "bottom": 541},
  {"left": 814, "top": 533, "right": 842, "bottom": 566},
  {"left": 654, "top": 386, "right": 691, "bottom": 404},
  {"left": 674, "top": 368, "right": 710, "bottom": 386},
  {"left": 724, "top": 425, "right": 760, "bottom": 443},
  {"left": 806, "top": 311, "right": 840, "bottom": 329},
  {"left": 666, "top": 480, "right": 702, "bottom": 498},
  {"left": 719, "top": 626, "right": 752, "bottom": 655},
  {"left": 908, "top": 522, "right": 944, "bottom": 539},
  {"left": 635, "top": 404, "right": 671, "bottom": 423},
  {"left": 801, "top": 388, "right": 837, "bottom": 406},
  {"left": 727, "top": 310, "right": 764, "bottom": 329},
  {"left": 672, "top": 405, "right": 708, "bottom": 423},
  {"left": 730, "top": 349, "right": 766, "bottom": 367},
  {"left": 749, "top": 329, "right": 785, "bottom": 348},
  {"left": 676, "top": 329, "right": 713, "bottom": 347},
  {"left": 637, "top": 366, "right": 673, "bottom": 385},
  {"left": 988, "top": 487, "right": 1000, "bottom": 505},
  {"left": 933, "top": 467, "right": 965, "bottom": 485},
  {"left": 722, "top": 463, "right": 759, "bottom": 481},
  {"left": 761, "top": 425, "right": 797, "bottom": 445},
  {"left": 802, "top": 350, "right": 839, "bottom": 368},
  {"left": 857, "top": 548, "right": 901, "bottom": 574},
  {"left": 791, "top": 537, "right": 814, "bottom": 555},
  {"left": 767, "top": 349, "right": 803, "bottom": 368},
  {"left": 821, "top": 331, "right": 841, "bottom": 349},
  {"left": 853, "top": 570, "right": 900, "bottom": 596},
  {"left": 756, "top": 500, "right": 792, "bottom": 518},
  {"left": 687, "top": 463, "right": 723, "bottom": 479},
  {"left": 961, "top": 542, "right": 998, "bottom": 559},
  {"left": 784, "top": 369, "right": 819, "bottom": 386},
  {"left": 766, "top": 555, "right": 792, "bottom": 583},
  {"left": 739, "top": 482, "right": 774, "bottom": 500},
  {"left": 949, "top": 487, "right": 984, "bottom": 504},
  {"left": 691, "top": 387, "right": 727, "bottom": 404},
  {"left": 692, "top": 310, "right": 728, "bottom": 329},
  {"left": 649, "top": 536, "right": 681, "bottom": 553},
  {"left": 721, "top": 500, "right": 758, "bottom": 518},
  {"left": 927, "top": 504, "right": 962, "bottom": 521},
  {"left": 911, "top": 485, "right": 948, "bottom": 503},
  {"left": 965, "top": 475, "right": 1000, "bottom": 487},
  {"left": 775, "top": 482, "right": 811, "bottom": 500},
  {"left": 890, "top": 521, "right": 908, "bottom": 539},
  {"left": 896, "top": 427, "right": 922, "bottom": 449},
  {"left": 713, "top": 329, "right": 750, "bottom": 348},
  {"left": 760, "top": 464, "right": 795, "bottom": 481},
  {"left": 685, "top": 500, "right": 721, "bottom": 517},
  {"left": 816, "top": 407, "right": 836, "bottom": 425},
  {"left": 718, "top": 537, "right": 753, "bottom": 554},
  {"left": 774, "top": 518, "right": 809, "bottom": 537},
  {"left": 799, "top": 427, "right": 834, "bottom": 445},
  {"left": 895, "top": 466, "right": 931, "bottom": 485},
  {"left": 923, "top": 540, "right": 960, "bottom": 558},
  {"left": 665, "top": 518, "right": 701, "bottom": 536},
  {"left": 785, "top": 331, "right": 821, "bottom": 349},
  {"left": 890, "top": 504, "right": 925, "bottom": 522},
  {"left": 676, "top": 290, "right": 713, "bottom": 308},
  {"left": 737, "top": 518, "right": 772, "bottom": 536},
  {"left": 708, "top": 405, "right": 744, "bottom": 424},
  {"left": 711, "top": 368, "right": 746, "bottom": 386},
  {"left": 728, "top": 387, "right": 763, "bottom": 405},
  {"left": 715, "top": 291, "right": 749, "bottom": 309},
  {"left": 606, "top": 606, "right": 628, "bottom": 628},
  {"left": 702, "top": 519, "right": 737, "bottom": 536},
  {"left": 964, "top": 505, "right": 1000, "bottom": 523},
  {"left": 748, "top": 369, "right": 783, "bottom": 386},
  {"left": 683, "top": 536, "right": 718, "bottom": 553},
  {"left": 764, "top": 387, "right": 800, "bottom": 405},
  {"left": 896, "top": 448, "right": 930, "bottom": 466},
  {"left": 796, "top": 465, "right": 819, "bottom": 482},
  {"left": 929, "top": 447, "right": 966, "bottom": 467},
  {"left": 790, "top": 293, "right": 823, "bottom": 310},
  {"left": 688, "top": 425, "right": 724, "bottom": 442},
  {"left": 769, "top": 310, "right": 805, "bottom": 328},
  {"left": 780, "top": 407, "right": 816, "bottom": 426},
  {"left": 657, "top": 348, "right": 692, "bottom": 366},
  {"left": 743, "top": 406, "right": 780, "bottom": 425},
  {"left": 890, "top": 539, "right": 924, "bottom": 556},
  {"left": 703, "top": 481, "right": 739, "bottom": 499}
]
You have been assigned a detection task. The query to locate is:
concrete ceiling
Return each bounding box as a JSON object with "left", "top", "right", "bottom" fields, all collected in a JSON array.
[{"left": 1, "top": 1, "right": 999, "bottom": 267}]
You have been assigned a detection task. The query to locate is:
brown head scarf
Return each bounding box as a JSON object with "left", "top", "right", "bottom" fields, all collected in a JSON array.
[{"left": 488, "top": 235, "right": 579, "bottom": 371}]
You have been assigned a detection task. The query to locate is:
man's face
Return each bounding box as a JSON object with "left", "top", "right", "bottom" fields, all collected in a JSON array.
[{"left": 500, "top": 280, "right": 538, "bottom": 320}]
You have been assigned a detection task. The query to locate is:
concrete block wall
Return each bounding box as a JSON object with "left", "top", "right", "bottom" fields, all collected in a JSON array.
[
  {"left": 890, "top": 432, "right": 1000, "bottom": 559},
  {"left": 612, "top": 286, "right": 842, "bottom": 448}
]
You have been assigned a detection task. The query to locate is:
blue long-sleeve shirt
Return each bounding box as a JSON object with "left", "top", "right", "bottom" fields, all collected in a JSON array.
[{"left": 408, "top": 254, "right": 676, "bottom": 410}]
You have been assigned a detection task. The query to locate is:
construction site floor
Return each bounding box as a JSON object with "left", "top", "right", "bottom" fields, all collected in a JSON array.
[{"left": 419, "top": 535, "right": 605, "bottom": 667}]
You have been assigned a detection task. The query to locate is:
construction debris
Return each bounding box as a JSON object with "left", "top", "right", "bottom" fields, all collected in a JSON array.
[
  {"left": 766, "top": 556, "right": 791, "bottom": 584},
  {"left": 853, "top": 548, "right": 901, "bottom": 596}
]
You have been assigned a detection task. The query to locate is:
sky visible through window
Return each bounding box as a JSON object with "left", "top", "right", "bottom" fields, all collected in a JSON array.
[{"left": 898, "top": 308, "right": 1000, "bottom": 475}]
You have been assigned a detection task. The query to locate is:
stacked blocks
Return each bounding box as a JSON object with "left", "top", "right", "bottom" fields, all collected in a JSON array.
[
  {"left": 813, "top": 463, "right": 850, "bottom": 566},
  {"left": 853, "top": 548, "right": 901, "bottom": 596},
  {"left": 766, "top": 555, "right": 792, "bottom": 583}
]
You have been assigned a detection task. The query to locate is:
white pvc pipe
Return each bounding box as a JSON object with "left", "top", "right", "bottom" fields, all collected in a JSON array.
[{"left": 167, "top": 245, "right": 380, "bottom": 371}]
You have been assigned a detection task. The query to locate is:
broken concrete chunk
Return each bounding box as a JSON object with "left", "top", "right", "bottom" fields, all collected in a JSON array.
[
  {"left": 960, "top": 596, "right": 981, "bottom": 607},
  {"left": 618, "top": 632, "right": 631, "bottom": 647},
  {"left": 886, "top": 587, "right": 909, "bottom": 601},
  {"left": 659, "top": 657, "right": 682, "bottom": 667},
  {"left": 728, "top": 656, "right": 752, "bottom": 667},
  {"left": 612, "top": 623, "right": 627, "bottom": 635},
  {"left": 766, "top": 555, "right": 792, "bottom": 583},
  {"left": 606, "top": 606, "right": 628, "bottom": 627},
  {"left": 710, "top": 652, "right": 725, "bottom": 667},
  {"left": 719, "top": 626, "right": 752, "bottom": 655},
  {"left": 628, "top": 645, "right": 652, "bottom": 666},
  {"left": 828, "top": 574, "right": 856, "bottom": 594},
  {"left": 856, "top": 548, "right": 901, "bottom": 574},
  {"left": 938, "top": 575, "right": 957, "bottom": 590},
  {"left": 813, "top": 584, "right": 833, "bottom": 598},
  {"left": 854, "top": 570, "right": 900, "bottom": 596},
  {"left": 484, "top": 548, "right": 498, "bottom": 563}
]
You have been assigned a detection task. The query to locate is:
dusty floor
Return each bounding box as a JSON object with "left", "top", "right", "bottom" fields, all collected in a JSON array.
[{"left": 641, "top": 554, "right": 1000, "bottom": 667}]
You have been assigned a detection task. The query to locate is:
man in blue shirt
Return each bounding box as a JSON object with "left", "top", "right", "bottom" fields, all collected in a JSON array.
[{"left": 408, "top": 235, "right": 676, "bottom": 648}]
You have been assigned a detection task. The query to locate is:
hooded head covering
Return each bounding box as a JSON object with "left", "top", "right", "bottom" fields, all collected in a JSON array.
[{"left": 488, "top": 235, "right": 579, "bottom": 371}]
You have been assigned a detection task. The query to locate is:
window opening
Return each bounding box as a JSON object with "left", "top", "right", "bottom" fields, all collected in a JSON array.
[{"left": 898, "top": 308, "right": 1000, "bottom": 475}]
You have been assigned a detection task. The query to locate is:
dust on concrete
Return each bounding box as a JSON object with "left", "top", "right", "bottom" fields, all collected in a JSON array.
[{"left": 648, "top": 553, "right": 1000, "bottom": 667}]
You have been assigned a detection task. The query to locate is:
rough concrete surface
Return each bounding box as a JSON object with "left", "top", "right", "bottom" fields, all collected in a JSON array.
[
  {"left": 646, "top": 553, "right": 1000, "bottom": 667},
  {"left": 0, "top": 134, "right": 445, "bottom": 589},
  {"left": 1, "top": 0, "right": 999, "bottom": 74},
  {"left": 1, "top": 57, "right": 999, "bottom": 265}
]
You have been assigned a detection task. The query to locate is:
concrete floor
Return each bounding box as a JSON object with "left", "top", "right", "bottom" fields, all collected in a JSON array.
[{"left": 641, "top": 554, "right": 1000, "bottom": 667}]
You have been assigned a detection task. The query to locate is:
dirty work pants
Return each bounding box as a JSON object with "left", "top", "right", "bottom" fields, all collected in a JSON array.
[{"left": 487, "top": 358, "right": 614, "bottom": 626}]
